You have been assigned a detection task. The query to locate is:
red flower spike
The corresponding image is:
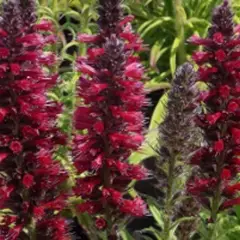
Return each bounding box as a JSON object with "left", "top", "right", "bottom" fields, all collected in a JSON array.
[
  {"left": 188, "top": 0, "right": 240, "bottom": 220},
  {"left": 73, "top": 0, "right": 147, "bottom": 236},
  {"left": 0, "top": 1, "right": 68, "bottom": 238}
]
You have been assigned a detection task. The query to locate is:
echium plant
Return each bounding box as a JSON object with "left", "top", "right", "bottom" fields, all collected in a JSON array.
[
  {"left": 73, "top": 0, "right": 148, "bottom": 238},
  {"left": 0, "top": 0, "right": 69, "bottom": 239},
  {"left": 187, "top": 0, "right": 240, "bottom": 228},
  {"left": 156, "top": 63, "right": 199, "bottom": 240}
]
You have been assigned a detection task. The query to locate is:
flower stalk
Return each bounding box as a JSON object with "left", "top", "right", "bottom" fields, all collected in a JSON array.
[
  {"left": 157, "top": 63, "right": 199, "bottom": 240},
  {"left": 187, "top": 0, "right": 240, "bottom": 229},
  {"left": 0, "top": 0, "right": 69, "bottom": 239},
  {"left": 73, "top": 0, "right": 148, "bottom": 238}
]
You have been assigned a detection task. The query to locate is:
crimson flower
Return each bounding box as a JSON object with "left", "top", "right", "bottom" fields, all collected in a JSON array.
[
  {"left": 73, "top": 0, "right": 147, "bottom": 237},
  {"left": 0, "top": 0, "right": 68, "bottom": 239},
  {"left": 187, "top": 0, "right": 240, "bottom": 221}
]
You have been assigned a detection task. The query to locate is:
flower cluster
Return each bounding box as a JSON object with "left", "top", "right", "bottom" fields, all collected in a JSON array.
[
  {"left": 156, "top": 63, "right": 200, "bottom": 239},
  {"left": 0, "top": 0, "right": 68, "bottom": 238},
  {"left": 158, "top": 63, "right": 199, "bottom": 160},
  {"left": 187, "top": 0, "right": 240, "bottom": 220},
  {"left": 74, "top": 0, "right": 147, "bottom": 235}
]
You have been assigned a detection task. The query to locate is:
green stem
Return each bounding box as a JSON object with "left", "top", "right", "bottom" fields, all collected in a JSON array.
[
  {"left": 209, "top": 123, "right": 227, "bottom": 239},
  {"left": 163, "top": 154, "right": 177, "bottom": 240},
  {"left": 174, "top": 0, "right": 186, "bottom": 64},
  {"left": 28, "top": 219, "right": 37, "bottom": 240}
]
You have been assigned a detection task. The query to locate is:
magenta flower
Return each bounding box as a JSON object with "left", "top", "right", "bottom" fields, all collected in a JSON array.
[
  {"left": 187, "top": 0, "right": 240, "bottom": 221},
  {"left": 73, "top": 0, "right": 147, "bottom": 236},
  {"left": 0, "top": 0, "right": 68, "bottom": 239}
]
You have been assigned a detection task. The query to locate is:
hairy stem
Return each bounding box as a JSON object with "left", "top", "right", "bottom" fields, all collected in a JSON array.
[{"left": 163, "top": 154, "right": 177, "bottom": 240}]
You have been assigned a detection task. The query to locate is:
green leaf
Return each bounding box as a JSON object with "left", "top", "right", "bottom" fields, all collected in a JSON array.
[
  {"left": 150, "top": 42, "right": 168, "bottom": 69},
  {"left": 120, "top": 229, "right": 135, "bottom": 240},
  {"left": 170, "top": 37, "right": 181, "bottom": 76},
  {"left": 147, "top": 198, "right": 164, "bottom": 228},
  {"left": 140, "top": 17, "right": 173, "bottom": 38},
  {"left": 171, "top": 216, "right": 196, "bottom": 230},
  {"left": 234, "top": 206, "right": 240, "bottom": 222},
  {"left": 145, "top": 81, "right": 171, "bottom": 92},
  {"left": 149, "top": 91, "right": 168, "bottom": 130},
  {"left": 129, "top": 92, "right": 168, "bottom": 164}
]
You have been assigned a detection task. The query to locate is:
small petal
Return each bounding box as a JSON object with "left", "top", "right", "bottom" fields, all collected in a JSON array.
[
  {"left": 206, "top": 112, "right": 222, "bottom": 125},
  {"left": 213, "top": 32, "right": 224, "bottom": 44},
  {"left": 22, "top": 174, "right": 34, "bottom": 188},
  {"left": 0, "top": 153, "right": 8, "bottom": 163},
  {"left": 77, "top": 63, "right": 97, "bottom": 76},
  {"left": 187, "top": 35, "right": 212, "bottom": 46},
  {"left": 125, "top": 62, "right": 143, "bottom": 79},
  {"left": 221, "top": 168, "right": 231, "bottom": 180},
  {"left": 34, "top": 20, "right": 54, "bottom": 31},
  {"left": 10, "top": 63, "right": 21, "bottom": 75},
  {"left": 119, "top": 15, "right": 135, "bottom": 27},
  {"left": 87, "top": 48, "right": 105, "bottom": 60},
  {"left": 231, "top": 128, "right": 240, "bottom": 144},
  {"left": 227, "top": 101, "right": 238, "bottom": 112},
  {"left": 77, "top": 201, "right": 102, "bottom": 214},
  {"left": 0, "top": 29, "right": 7, "bottom": 37},
  {"left": 93, "top": 121, "right": 104, "bottom": 134},
  {"left": 192, "top": 51, "right": 211, "bottom": 64},
  {"left": 213, "top": 139, "right": 224, "bottom": 153},
  {"left": 219, "top": 85, "right": 230, "bottom": 98},
  {"left": 91, "top": 154, "right": 103, "bottom": 170},
  {"left": 10, "top": 141, "right": 23, "bottom": 154},
  {"left": 0, "top": 48, "right": 9, "bottom": 58},
  {"left": 95, "top": 217, "right": 107, "bottom": 230},
  {"left": 77, "top": 34, "right": 100, "bottom": 43},
  {"left": 221, "top": 197, "right": 240, "bottom": 209},
  {"left": 215, "top": 49, "right": 226, "bottom": 62},
  {"left": 0, "top": 108, "right": 8, "bottom": 122},
  {"left": 16, "top": 52, "right": 38, "bottom": 61},
  {"left": 120, "top": 197, "right": 147, "bottom": 217}
]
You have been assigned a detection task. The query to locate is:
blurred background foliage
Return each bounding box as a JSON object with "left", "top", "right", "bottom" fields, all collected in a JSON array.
[{"left": 35, "top": 0, "right": 240, "bottom": 239}]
